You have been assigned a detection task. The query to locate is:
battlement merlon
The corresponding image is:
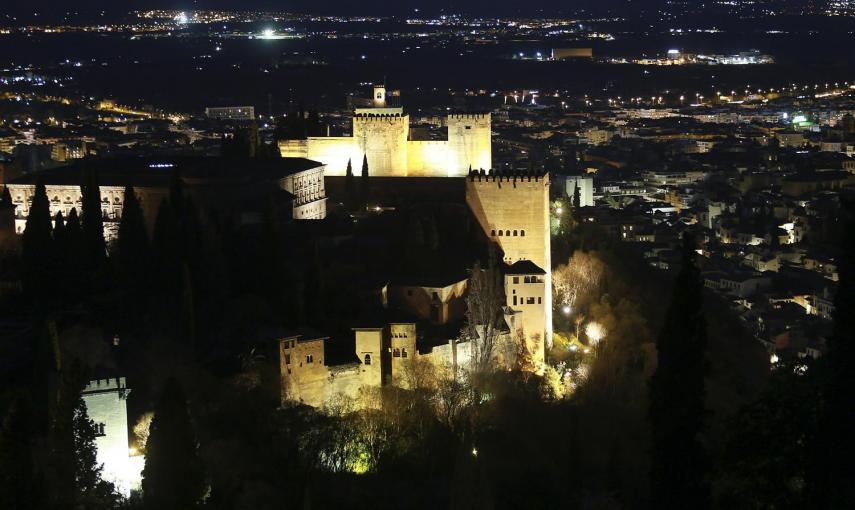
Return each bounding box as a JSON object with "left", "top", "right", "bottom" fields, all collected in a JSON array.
[
  {"left": 82, "top": 377, "right": 127, "bottom": 394},
  {"left": 447, "top": 113, "right": 491, "bottom": 121},
  {"left": 467, "top": 168, "right": 549, "bottom": 184}
]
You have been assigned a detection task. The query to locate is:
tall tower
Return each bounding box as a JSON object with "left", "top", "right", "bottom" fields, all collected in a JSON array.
[
  {"left": 448, "top": 113, "right": 492, "bottom": 176},
  {"left": 465, "top": 169, "right": 553, "bottom": 368},
  {"left": 373, "top": 85, "right": 386, "bottom": 108},
  {"left": 81, "top": 377, "right": 143, "bottom": 496},
  {"left": 353, "top": 112, "right": 409, "bottom": 176}
]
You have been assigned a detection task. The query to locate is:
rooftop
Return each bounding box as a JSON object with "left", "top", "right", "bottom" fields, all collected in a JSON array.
[{"left": 8, "top": 156, "right": 323, "bottom": 188}]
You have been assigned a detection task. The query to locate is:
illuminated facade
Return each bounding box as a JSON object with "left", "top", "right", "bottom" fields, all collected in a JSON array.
[
  {"left": 278, "top": 106, "right": 491, "bottom": 178},
  {"left": 281, "top": 170, "right": 555, "bottom": 408},
  {"left": 6, "top": 156, "right": 327, "bottom": 238},
  {"left": 466, "top": 169, "right": 553, "bottom": 366},
  {"left": 81, "top": 377, "right": 144, "bottom": 497}
]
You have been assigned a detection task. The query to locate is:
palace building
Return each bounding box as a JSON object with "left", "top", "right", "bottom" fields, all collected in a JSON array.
[
  {"left": 280, "top": 169, "right": 552, "bottom": 409},
  {"left": 278, "top": 85, "right": 492, "bottom": 178},
  {"left": 4, "top": 156, "right": 327, "bottom": 239}
]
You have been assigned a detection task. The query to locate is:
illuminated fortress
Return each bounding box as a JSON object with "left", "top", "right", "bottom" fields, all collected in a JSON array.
[{"left": 278, "top": 85, "right": 492, "bottom": 177}]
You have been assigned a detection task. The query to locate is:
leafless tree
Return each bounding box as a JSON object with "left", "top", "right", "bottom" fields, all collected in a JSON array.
[
  {"left": 464, "top": 250, "right": 506, "bottom": 373},
  {"left": 553, "top": 251, "right": 605, "bottom": 316}
]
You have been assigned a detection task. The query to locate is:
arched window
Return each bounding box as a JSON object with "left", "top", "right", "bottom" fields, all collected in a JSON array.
[
  {"left": 498, "top": 230, "right": 503, "bottom": 236},
  {"left": 393, "top": 348, "right": 401, "bottom": 358},
  {"left": 401, "top": 348, "right": 408, "bottom": 358},
  {"left": 505, "top": 230, "right": 511, "bottom": 237},
  {"left": 513, "top": 230, "right": 518, "bottom": 236},
  {"left": 491, "top": 229, "right": 496, "bottom": 236},
  {"left": 364, "top": 353, "right": 372, "bottom": 365},
  {"left": 521, "top": 230, "right": 526, "bottom": 236}
]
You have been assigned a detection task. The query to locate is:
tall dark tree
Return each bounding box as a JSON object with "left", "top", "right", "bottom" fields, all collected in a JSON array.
[
  {"left": 572, "top": 180, "right": 582, "bottom": 210},
  {"left": 115, "top": 184, "right": 149, "bottom": 282},
  {"left": 649, "top": 232, "right": 709, "bottom": 509},
  {"left": 0, "top": 396, "right": 39, "bottom": 509},
  {"left": 80, "top": 167, "right": 106, "bottom": 266},
  {"left": 115, "top": 184, "right": 150, "bottom": 329},
  {"left": 142, "top": 377, "right": 205, "bottom": 509},
  {"left": 812, "top": 201, "right": 855, "bottom": 507},
  {"left": 344, "top": 158, "right": 356, "bottom": 210},
  {"left": 360, "top": 154, "right": 370, "bottom": 208},
  {"left": 71, "top": 397, "right": 120, "bottom": 509},
  {"left": 21, "top": 179, "right": 54, "bottom": 300}
]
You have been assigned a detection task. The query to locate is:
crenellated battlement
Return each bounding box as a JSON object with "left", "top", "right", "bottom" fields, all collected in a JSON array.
[
  {"left": 354, "top": 113, "right": 408, "bottom": 121},
  {"left": 82, "top": 377, "right": 127, "bottom": 393},
  {"left": 467, "top": 168, "right": 549, "bottom": 183},
  {"left": 447, "top": 113, "right": 491, "bottom": 121}
]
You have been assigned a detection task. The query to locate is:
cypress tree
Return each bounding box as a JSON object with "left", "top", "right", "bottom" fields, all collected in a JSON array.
[
  {"left": 649, "top": 232, "right": 709, "bottom": 509},
  {"left": 360, "top": 154, "right": 370, "bottom": 208},
  {"left": 572, "top": 180, "right": 582, "bottom": 210},
  {"left": 345, "top": 158, "right": 356, "bottom": 210},
  {"left": 812, "top": 201, "right": 855, "bottom": 507},
  {"left": 64, "top": 208, "right": 86, "bottom": 295},
  {"left": 0, "top": 396, "right": 39, "bottom": 509},
  {"left": 80, "top": 167, "right": 106, "bottom": 265},
  {"left": 72, "top": 397, "right": 119, "bottom": 509},
  {"left": 142, "top": 377, "right": 205, "bottom": 509},
  {"left": 21, "top": 180, "right": 54, "bottom": 300},
  {"left": 115, "top": 184, "right": 149, "bottom": 284}
]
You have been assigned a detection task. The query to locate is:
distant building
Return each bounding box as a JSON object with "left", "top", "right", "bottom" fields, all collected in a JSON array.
[
  {"left": 6, "top": 156, "right": 327, "bottom": 238},
  {"left": 81, "top": 377, "right": 144, "bottom": 497},
  {"left": 551, "top": 48, "right": 593, "bottom": 60},
  {"left": 279, "top": 84, "right": 492, "bottom": 177},
  {"left": 204, "top": 106, "right": 256, "bottom": 121},
  {"left": 563, "top": 175, "right": 595, "bottom": 207}
]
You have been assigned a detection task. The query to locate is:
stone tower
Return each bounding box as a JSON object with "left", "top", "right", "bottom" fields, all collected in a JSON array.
[
  {"left": 353, "top": 112, "right": 410, "bottom": 176},
  {"left": 448, "top": 113, "right": 492, "bottom": 177},
  {"left": 81, "top": 377, "right": 143, "bottom": 496},
  {"left": 466, "top": 171, "right": 552, "bottom": 361},
  {"left": 373, "top": 84, "right": 387, "bottom": 108},
  {"left": 465, "top": 169, "right": 553, "bottom": 367}
]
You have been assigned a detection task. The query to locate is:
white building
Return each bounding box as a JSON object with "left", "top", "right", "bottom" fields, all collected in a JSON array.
[
  {"left": 564, "top": 176, "right": 595, "bottom": 207},
  {"left": 81, "top": 377, "right": 144, "bottom": 497}
]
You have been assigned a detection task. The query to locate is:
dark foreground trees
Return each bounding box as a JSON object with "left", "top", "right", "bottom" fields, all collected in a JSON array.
[
  {"left": 142, "top": 377, "right": 205, "bottom": 509},
  {"left": 649, "top": 232, "right": 709, "bottom": 508}
]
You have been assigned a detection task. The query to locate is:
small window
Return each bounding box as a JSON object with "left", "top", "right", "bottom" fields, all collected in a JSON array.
[
  {"left": 306, "top": 354, "right": 313, "bottom": 364},
  {"left": 513, "top": 277, "right": 519, "bottom": 284},
  {"left": 513, "top": 230, "right": 518, "bottom": 236},
  {"left": 285, "top": 354, "right": 291, "bottom": 365},
  {"left": 538, "top": 297, "right": 542, "bottom": 304},
  {"left": 527, "top": 297, "right": 535, "bottom": 304},
  {"left": 520, "top": 230, "right": 525, "bottom": 236},
  {"left": 513, "top": 296, "right": 517, "bottom": 306},
  {"left": 393, "top": 348, "right": 401, "bottom": 358},
  {"left": 364, "top": 353, "right": 372, "bottom": 365},
  {"left": 491, "top": 229, "right": 496, "bottom": 236},
  {"left": 95, "top": 423, "right": 106, "bottom": 437},
  {"left": 505, "top": 230, "right": 510, "bottom": 236},
  {"left": 498, "top": 230, "right": 503, "bottom": 236},
  {"left": 402, "top": 348, "right": 408, "bottom": 358}
]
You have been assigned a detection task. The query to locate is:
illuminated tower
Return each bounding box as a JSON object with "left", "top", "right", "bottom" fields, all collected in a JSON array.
[
  {"left": 448, "top": 113, "right": 492, "bottom": 176},
  {"left": 465, "top": 169, "right": 552, "bottom": 369},
  {"left": 81, "top": 377, "right": 143, "bottom": 496},
  {"left": 373, "top": 85, "right": 387, "bottom": 108}
]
